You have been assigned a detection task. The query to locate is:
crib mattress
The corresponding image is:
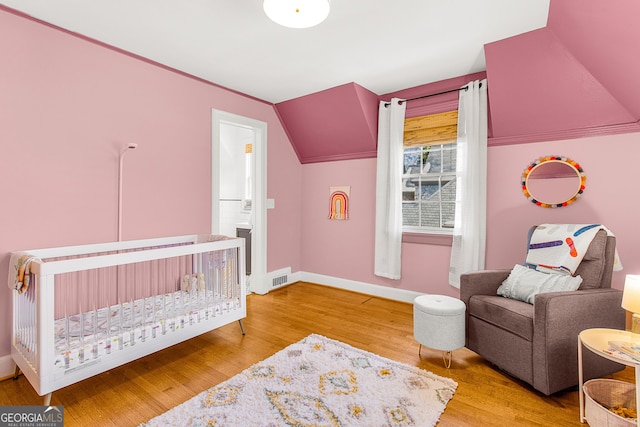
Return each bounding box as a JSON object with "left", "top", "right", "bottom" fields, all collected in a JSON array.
[{"left": 14, "top": 289, "right": 241, "bottom": 373}]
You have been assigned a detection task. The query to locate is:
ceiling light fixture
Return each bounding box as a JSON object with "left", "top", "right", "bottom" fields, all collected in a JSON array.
[{"left": 263, "top": 0, "right": 330, "bottom": 29}]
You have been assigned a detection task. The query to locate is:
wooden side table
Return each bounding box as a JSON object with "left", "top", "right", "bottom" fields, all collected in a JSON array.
[{"left": 578, "top": 328, "right": 640, "bottom": 426}]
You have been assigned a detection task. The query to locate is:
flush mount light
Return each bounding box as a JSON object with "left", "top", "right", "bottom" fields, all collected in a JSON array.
[{"left": 263, "top": 0, "right": 330, "bottom": 29}]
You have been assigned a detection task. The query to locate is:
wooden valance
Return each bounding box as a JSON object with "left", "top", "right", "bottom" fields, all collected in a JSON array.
[{"left": 404, "top": 111, "right": 458, "bottom": 147}]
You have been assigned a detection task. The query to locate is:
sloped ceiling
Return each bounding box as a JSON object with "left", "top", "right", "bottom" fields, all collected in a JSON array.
[
  {"left": 485, "top": 27, "right": 635, "bottom": 138},
  {"left": 548, "top": 0, "right": 640, "bottom": 120},
  {"left": 486, "top": 0, "right": 640, "bottom": 141},
  {"left": 284, "top": 0, "right": 640, "bottom": 162},
  {"left": 275, "top": 83, "right": 379, "bottom": 164}
]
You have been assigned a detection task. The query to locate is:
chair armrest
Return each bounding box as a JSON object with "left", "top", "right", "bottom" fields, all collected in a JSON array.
[
  {"left": 533, "top": 288, "right": 625, "bottom": 333},
  {"left": 459, "top": 270, "right": 510, "bottom": 308},
  {"left": 532, "top": 288, "right": 625, "bottom": 394}
]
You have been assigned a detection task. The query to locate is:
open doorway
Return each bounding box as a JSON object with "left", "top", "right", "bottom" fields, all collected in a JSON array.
[{"left": 212, "top": 110, "right": 267, "bottom": 294}]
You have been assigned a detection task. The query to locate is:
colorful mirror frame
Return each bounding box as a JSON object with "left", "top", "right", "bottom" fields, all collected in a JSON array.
[{"left": 521, "top": 156, "right": 586, "bottom": 208}]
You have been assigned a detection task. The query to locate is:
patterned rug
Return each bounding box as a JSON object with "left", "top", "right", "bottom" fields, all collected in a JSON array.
[{"left": 141, "top": 334, "right": 457, "bottom": 426}]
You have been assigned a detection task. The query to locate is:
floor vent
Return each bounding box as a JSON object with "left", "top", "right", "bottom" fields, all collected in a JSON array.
[{"left": 272, "top": 274, "right": 288, "bottom": 287}]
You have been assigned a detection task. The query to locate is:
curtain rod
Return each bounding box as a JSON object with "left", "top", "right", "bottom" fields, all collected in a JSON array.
[{"left": 384, "top": 82, "right": 482, "bottom": 108}]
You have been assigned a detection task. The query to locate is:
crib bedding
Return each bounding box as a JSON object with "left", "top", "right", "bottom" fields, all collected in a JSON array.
[
  {"left": 46, "top": 289, "right": 240, "bottom": 370},
  {"left": 48, "top": 289, "right": 238, "bottom": 369}
]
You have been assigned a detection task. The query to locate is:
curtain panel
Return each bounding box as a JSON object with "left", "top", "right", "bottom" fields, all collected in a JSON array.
[
  {"left": 374, "top": 98, "right": 406, "bottom": 279},
  {"left": 449, "top": 79, "right": 488, "bottom": 288}
]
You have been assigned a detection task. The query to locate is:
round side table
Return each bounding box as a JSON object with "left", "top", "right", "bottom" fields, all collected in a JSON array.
[{"left": 578, "top": 328, "right": 640, "bottom": 426}]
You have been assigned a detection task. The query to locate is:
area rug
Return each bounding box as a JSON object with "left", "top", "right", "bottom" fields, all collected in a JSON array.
[{"left": 141, "top": 334, "right": 457, "bottom": 426}]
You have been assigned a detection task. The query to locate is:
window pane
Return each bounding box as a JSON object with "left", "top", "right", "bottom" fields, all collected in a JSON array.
[
  {"left": 420, "top": 147, "right": 431, "bottom": 173},
  {"left": 419, "top": 202, "right": 442, "bottom": 228},
  {"left": 402, "top": 201, "right": 419, "bottom": 227},
  {"left": 440, "top": 176, "right": 456, "bottom": 201},
  {"left": 404, "top": 148, "right": 420, "bottom": 174},
  {"left": 427, "top": 148, "right": 442, "bottom": 173},
  {"left": 441, "top": 202, "right": 456, "bottom": 228},
  {"left": 402, "top": 177, "right": 416, "bottom": 201},
  {"left": 442, "top": 145, "right": 456, "bottom": 172},
  {"left": 419, "top": 179, "right": 439, "bottom": 200}
]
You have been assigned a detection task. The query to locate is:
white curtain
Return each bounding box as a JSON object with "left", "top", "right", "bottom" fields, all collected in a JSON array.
[
  {"left": 374, "top": 98, "right": 406, "bottom": 279},
  {"left": 449, "top": 79, "right": 488, "bottom": 288}
]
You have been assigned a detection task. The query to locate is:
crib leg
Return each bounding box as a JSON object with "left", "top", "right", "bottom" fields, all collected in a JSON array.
[
  {"left": 43, "top": 393, "right": 52, "bottom": 406},
  {"left": 238, "top": 319, "right": 246, "bottom": 335},
  {"left": 13, "top": 365, "right": 21, "bottom": 380}
]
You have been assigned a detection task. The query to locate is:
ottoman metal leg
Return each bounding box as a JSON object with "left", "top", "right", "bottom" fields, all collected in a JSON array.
[
  {"left": 419, "top": 343, "right": 454, "bottom": 368},
  {"left": 443, "top": 350, "right": 452, "bottom": 369}
]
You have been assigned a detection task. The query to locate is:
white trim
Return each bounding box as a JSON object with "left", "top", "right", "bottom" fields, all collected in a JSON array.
[
  {"left": 212, "top": 110, "right": 268, "bottom": 295},
  {"left": 0, "top": 354, "right": 15, "bottom": 380},
  {"left": 299, "top": 272, "right": 423, "bottom": 303}
]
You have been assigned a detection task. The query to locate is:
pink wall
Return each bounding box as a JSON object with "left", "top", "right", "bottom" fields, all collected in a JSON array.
[
  {"left": 300, "top": 132, "right": 640, "bottom": 297},
  {"left": 0, "top": 9, "right": 302, "bottom": 356},
  {"left": 486, "top": 132, "right": 640, "bottom": 288},
  {"left": 301, "top": 159, "right": 455, "bottom": 297}
]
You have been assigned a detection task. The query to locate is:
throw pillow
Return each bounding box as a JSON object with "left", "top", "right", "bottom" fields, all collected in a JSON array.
[{"left": 497, "top": 264, "right": 583, "bottom": 304}]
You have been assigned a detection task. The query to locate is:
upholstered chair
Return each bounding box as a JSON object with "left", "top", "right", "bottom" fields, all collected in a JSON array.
[{"left": 460, "top": 228, "right": 625, "bottom": 395}]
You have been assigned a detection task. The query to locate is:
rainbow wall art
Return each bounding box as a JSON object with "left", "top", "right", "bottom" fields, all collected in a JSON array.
[{"left": 329, "top": 186, "right": 350, "bottom": 220}]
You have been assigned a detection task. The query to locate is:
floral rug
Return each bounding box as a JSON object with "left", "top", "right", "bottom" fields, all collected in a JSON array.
[{"left": 141, "top": 334, "right": 457, "bottom": 426}]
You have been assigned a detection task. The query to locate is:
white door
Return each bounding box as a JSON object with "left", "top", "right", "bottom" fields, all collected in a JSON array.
[{"left": 212, "top": 110, "right": 267, "bottom": 294}]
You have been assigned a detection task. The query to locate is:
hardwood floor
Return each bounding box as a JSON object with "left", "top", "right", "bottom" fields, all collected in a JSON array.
[{"left": 0, "top": 282, "right": 632, "bottom": 426}]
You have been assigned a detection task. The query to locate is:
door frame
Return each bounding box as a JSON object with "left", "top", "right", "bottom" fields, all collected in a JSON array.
[{"left": 212, "top": 109, "right": 267, "bottom": 294}]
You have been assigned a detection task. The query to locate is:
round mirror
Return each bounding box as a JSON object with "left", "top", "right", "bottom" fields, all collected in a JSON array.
[{"left": 521, "top": 156, "right": 586, "bottom": 208}]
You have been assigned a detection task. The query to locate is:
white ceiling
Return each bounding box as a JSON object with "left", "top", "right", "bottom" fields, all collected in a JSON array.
[{"left": 1, "top": 0, "right": 550, "bottom": 103}]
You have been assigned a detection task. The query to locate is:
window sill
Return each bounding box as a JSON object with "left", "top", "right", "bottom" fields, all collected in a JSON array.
[{"left": 402, "top": 232, "right": 453, "bottom": 246}]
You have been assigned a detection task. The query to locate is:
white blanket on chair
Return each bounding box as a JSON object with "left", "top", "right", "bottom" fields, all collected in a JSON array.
[{"left": 525, "top": 224, "right": 622, "bottom": 275}]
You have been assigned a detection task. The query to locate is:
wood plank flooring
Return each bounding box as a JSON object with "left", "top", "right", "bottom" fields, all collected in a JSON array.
[{"left": 0, "top": 282, "right": 632, "bottom": 426}]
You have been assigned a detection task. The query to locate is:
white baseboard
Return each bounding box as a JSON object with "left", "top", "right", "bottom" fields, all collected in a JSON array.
[
  {"left": 0, "top": 354, "right": 15, "bottom": 380},
  {"left": 298, "top": 272, "right": 423, "bottom": 303},
  {"left": 252, "top": 267, "right": 300, "bottom": 295},
  {"left": 290, "top": 270, "right": 303, "bottom": 284}
]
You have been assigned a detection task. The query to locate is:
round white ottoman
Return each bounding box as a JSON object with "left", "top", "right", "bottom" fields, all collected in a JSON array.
[{"left": 413, "top": 294, "right": 466, "bottom": 368}]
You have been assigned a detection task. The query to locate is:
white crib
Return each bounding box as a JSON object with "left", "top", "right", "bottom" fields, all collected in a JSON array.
[{"left": 10, "top": 234, "right": 246, "bottom": 405}]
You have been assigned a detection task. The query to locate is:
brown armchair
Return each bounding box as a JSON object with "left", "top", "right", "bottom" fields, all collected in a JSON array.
[{"left": 460, "top": 228, "right": 625, "bottom": 395}]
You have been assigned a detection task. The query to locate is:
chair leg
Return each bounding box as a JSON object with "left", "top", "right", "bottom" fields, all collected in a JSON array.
[
  {"left": 43, "top": 393, "right": 52, "bottom": 406},
  {"left": 238, "top": 319, "right": 246, "bottom": 335},
  {"left": 418, "top": 343, "right": 422, "bottom": 358}
]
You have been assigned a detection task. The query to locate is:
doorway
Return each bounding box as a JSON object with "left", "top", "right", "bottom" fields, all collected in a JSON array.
[{"left": 212, "top": 110, "right": 267, "bottom": 294}]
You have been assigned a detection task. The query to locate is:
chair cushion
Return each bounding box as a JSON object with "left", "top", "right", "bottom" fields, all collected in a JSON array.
[
  {"left": 497, "top": 264, "right": 583, "bottom": 304},
  {"left": 574, "top": 230, "right": 607, "bottom": 289},
  {"left": 468, "top": 295, "right": 534, "bottom": 341}
]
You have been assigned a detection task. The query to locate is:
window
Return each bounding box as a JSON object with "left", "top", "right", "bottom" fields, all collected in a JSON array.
[{"left": 401, "top": 111, "right": 458, "bottom": 234}]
